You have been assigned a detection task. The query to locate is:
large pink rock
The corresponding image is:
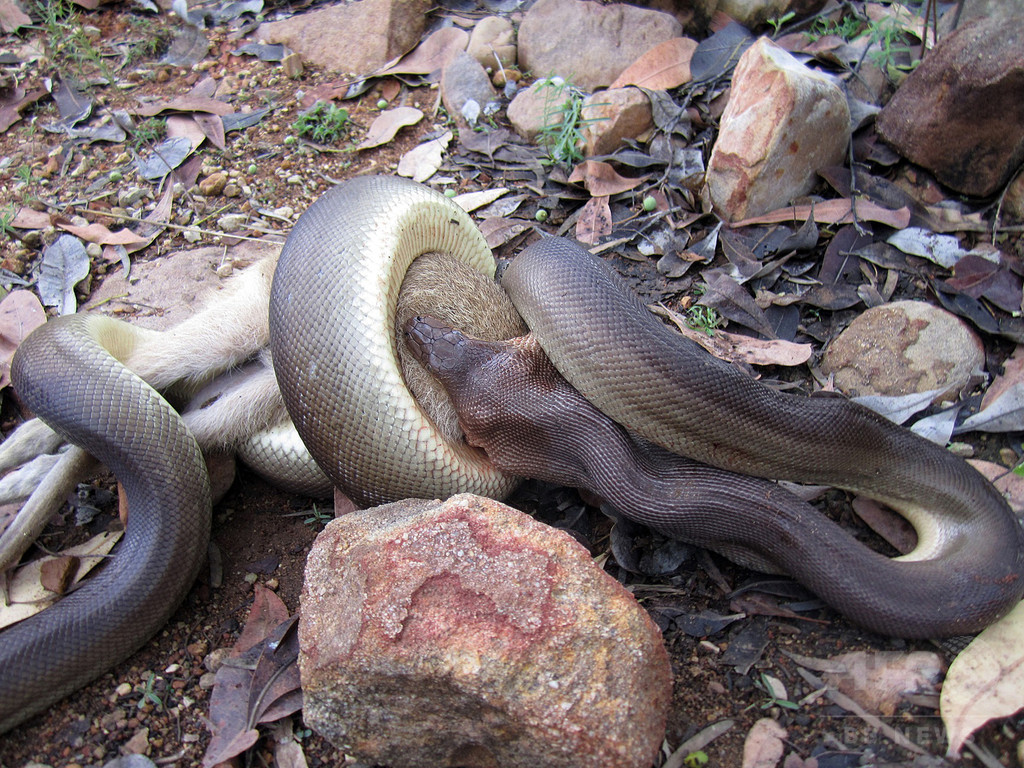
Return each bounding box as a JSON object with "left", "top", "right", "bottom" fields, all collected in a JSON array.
[
  {"left": 518, "top": 0, "right": 682, "bottom": 92},
  {"left": 877, "top": 17, "right": 1024, "bottom": 197},
  {"left": 259, "top": 0, "right": 430, "bottom": 76},
  {"left": 299, "top": 494, "right": 672, "bottom": 768},
  {"left": 706, "top": 36, "right": 850, "bottom": 221}
]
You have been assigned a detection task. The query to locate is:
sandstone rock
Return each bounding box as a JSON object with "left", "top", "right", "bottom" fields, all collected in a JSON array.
[
  {"left": 822, "top": 301, "right": 984, "bottom": 401},
  {"left": 939, "top": 0, "right": 1024, "bottom": 35},
  {"left": 467, "top": 15, "right": 516, "bottom": 72},
  {"left": 717, "top": 0, "right": 827, "bottom": 28},
  {"left": 706, "top": 36, "right": 849, "bottom": 221},
  {"left": 876, "top": 17, "right": 1024, "bottom": 197},
  {"left": 581, "top": 87, "right": 653, "bottom": 156},
  {"left": 506, "top": 79, "right": 569, "bottom": 144},
  {"left": 259, "top": 0, "right": 429, "bottom": 76},
  {"left": 518, "top": 0, "right": 682, "bottom": 92},
  {"left": 440, "top": 51, "right": 499, "bottom": 128},
  {"left": 198, "top": 171, "right": 227, "bottom": 196},
  {"left": 300, "top": 494, "right": 672, "bottom": 768}
]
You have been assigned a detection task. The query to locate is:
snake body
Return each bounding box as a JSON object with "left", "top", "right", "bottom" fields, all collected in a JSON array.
[{"left": 1, "top": 175, "right": 1022, "bottom": 732}]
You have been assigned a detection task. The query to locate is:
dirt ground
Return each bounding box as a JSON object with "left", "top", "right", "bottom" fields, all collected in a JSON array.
[{"left": 0, "top": 3, "right": 1022, "bottom": 768}]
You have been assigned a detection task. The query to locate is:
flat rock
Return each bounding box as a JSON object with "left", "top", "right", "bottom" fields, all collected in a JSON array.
[
  {"left": 518, "top": 0, "right": 681, "bottom": 92},
  {"left": 582, "top": 87, "right": 653, "bottom": 156},
  {"left": 259, "top": 0, "right": 430, "bottom": 76},
  {"left": 876, "top": 17, "right": 1024, "bottom": 197},
  {"left": 300, "top": 494, "right": 672, "bottom": 768},
  {"left": 706, "top": 36, "right": 849, "bottom": 221},
  {"left": 821, "top": 300, "right": 984, "bottom": 401}
]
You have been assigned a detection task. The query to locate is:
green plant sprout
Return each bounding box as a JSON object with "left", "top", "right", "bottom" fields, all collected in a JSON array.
[
  {"left": 686, "top": 304, "right": 722, "bottom": 337},
  {"left": 534, "top": 76, "right": 600, "bottom": 167},
  {"left": 34, "top": 0, "right": 114, "bottom": 83},
  {"left": 292, "top": 102, "right": 352, "bottom": 145}
]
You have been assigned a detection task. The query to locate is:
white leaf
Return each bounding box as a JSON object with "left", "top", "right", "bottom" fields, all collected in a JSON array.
[
  {"left": 941, "top": 599, "right": 1024, "bottom": 756},
  {"left": 39, "top": 234, "right": 90, "bottom": 315}
]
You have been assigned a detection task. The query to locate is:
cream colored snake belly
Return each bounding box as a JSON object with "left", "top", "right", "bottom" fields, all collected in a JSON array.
[{"left": 1, "top": 175, "right": 1022, "bottom": 734}]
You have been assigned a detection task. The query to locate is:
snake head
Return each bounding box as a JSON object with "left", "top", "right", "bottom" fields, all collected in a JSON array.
[{"left": 403, "top": 315, "right": 596, "bottom": 485}]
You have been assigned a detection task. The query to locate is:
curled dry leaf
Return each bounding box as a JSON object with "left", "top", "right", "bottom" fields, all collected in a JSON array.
[
  {"left": 356, "top": 106, "right": 423, "bottom": 151},
  {"left": 55, "top": 219, "right": 149, "bottom": 249},
  {"left": 610, "top": 37, "right": 698, "bottom": 90},
  {"left": 396, "top": 131, "right": 451, "bottom": 183},
  {"left": 731, "top": 199, "right": 911, "bottom": 229},
  {"left": 453, "top": 187, "right": 508, "bottom": 213},
  {"left": 0, "top": 290, "right": 45, "bottom": 389},
  {"left": 940, "top": 599, "right": 1024, "bottom": 756},
  {"left": 568, "top": 159, "right": 646, "bottom": 197},
  {"left": 741, "top": 718, "right": 786, "bottom": 768}
]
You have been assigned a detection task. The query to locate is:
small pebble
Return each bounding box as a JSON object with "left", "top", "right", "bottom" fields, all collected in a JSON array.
[{"left": 116, "top": 682, "right": 133, "bottom": 697}]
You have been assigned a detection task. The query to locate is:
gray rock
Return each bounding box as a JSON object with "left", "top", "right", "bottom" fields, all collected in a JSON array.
[
  {"left": 518, "top": 0, "right": 681, "bottom": 92},
  {"left": 440, "top": 51, "right": 499, "bottom": 128},
  {"left": 822, "top": 301, "right": 985, "bottom": 402},
  {"left": 876, "top": 16, "right": 1024, "bottom": 197},
  {"left": 300, "top": 494, "right": 672, "bottom": 768}
]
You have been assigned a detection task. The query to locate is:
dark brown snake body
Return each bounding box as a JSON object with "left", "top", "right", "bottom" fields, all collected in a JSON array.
[{"left": 1, "top": 176, "right": 1022, "bottom": 733}]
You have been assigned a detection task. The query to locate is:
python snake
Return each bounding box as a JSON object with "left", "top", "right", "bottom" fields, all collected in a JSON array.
[{"left": 1, "top": 175, "right": 1022, "bottom": 733}]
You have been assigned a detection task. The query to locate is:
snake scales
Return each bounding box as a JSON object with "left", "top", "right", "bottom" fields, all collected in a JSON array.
[{"left": 1, "top": 175, "right": 1022, "bottom": 733}]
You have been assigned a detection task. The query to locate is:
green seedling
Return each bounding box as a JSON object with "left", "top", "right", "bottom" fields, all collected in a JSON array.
[
  {"left": 292, "top": 101, "right": 352, "bottom": 145},
  {"left": 686, "top": 305, "right": 721, "bottom": 337},
  {"left": 534, "top": 76, "right": 599, "bottom": 167}
]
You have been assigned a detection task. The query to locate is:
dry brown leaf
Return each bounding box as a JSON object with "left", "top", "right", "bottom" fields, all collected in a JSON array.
[
  {"left": 814, "top": 650, "right": 943, "bottom": 716},
  {"left": 850, "top": 496, "right": 916, "bottom": 555},
  {"left": 133, "top": 95, "right": 234, "bottom": 117},
  {"left": 575, "top": 195, "right": 612, "bottom": 245},
  {"left": 0, "top": 530, "right": 122, "bottom": 630},
  {"left": 381, "top": 27, "right": 468, "bottom": 76},
  {"left": 940, "top": 598, "right": 1024, "bottom": 756},
  {"left": 356, "top": 106, "right": 423, "bottom": 151},
  {"left": 610, "top": 37, "right": 698, "bottom": 90},
  {"left": 0, "top": 290, "right": 45, "bottom": 389},
  {"left": 655, "top": 305, "right": 811, "bottom": 367},
  {"left": 742, "top": 718, "right": 786, "bottom": 768},
  {"left": 166, "top": 113, "right": 210, "bottom": 151},
  {"left": 731, "top": 199, "right": 911, "bottom": 229},
  {"left": 0, "top": 85, "right": 47, "bottom": 133},
  {"left": 55, "top": 219, "right": 149, "bottom": 248},
  {"left": 981, "top": 345, "right": 1024, "bottom": 410},
  {"left": 10, "top": 207, "right": 51, "bottom": 229},
  {"left": 568, "top": 159, "right": 646, "bottom": 197},
  {"left": 478, "top": 216, "right": 528, "bottom": 249}
]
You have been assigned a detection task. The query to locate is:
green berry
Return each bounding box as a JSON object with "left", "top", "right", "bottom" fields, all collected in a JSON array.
[
  {"left": 535, "top": 209, "right": 548, "bottom": 223},
  {"left": 376, "top": 99, "right": 389, "bottom": 110},
  {"left": 108, "top": 170, "right": 123, "bottom": 183},
  {"left": 642, "top": 195, "right": 657, "bottom": 212},
  {"left": 284, "top": 135, "right": 297, "bottom": 146},
  {"left": 247, "top": 164, "right": 258, "bottom": 175},
  {"left": 443, "top": 188, "right": 457, "bottom": 198}
]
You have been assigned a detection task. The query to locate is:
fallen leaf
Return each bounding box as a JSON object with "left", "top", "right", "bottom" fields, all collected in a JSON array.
[
  {"left": 39, "top": 234, "right": 90, "bottom": 315},
  {"left": 610, "top": 37, "right": 698, "bottom": 90},
  {"left": 886, "top": 227, "right": 992, "bottom": 269},
  {"left": 809, "top": 650, "right": 943, "bottom": 717},
  {"left": 568, "top": 159, "right": 645, "bottom": 196},
  {"left": 0, "top": 530, "right": 122, "bottom": 630},
  {"left": 690, "top": 21, "right": 754, "bottom": 82},
  {"left": 133, "top": 94, "right": 234, "bottom": 117},
  {"left": 55, "top": 218, "right": 149, "bottom": 248},
  {"left": 0, "top": 85, "right": 48, "bottom": 133},
  {"left": 940, "top": 599, "right": 1024, "bottom": 756},
  {"left": 731, "top": 199, "right": 912, "bottom": 229},
  {"left": 166, "top": 113, "right": 210, "bottom": 150},
  {"left": 10, "top": 207, "right": 51, "bottom": 229},
  {"left": 478, "top": 216, "right": 528, "bottom": 249},
  {"left": 0, "top": 290, "right": 45, "bottom": 389},
  {"left": 654, "top": 304, "right": 811, "bottom": 367},
  {"left": 396, "top": 131, "right": 451, "bottom": 183},
  {"left": 850, "top": 497, "right": 916, "bottom": 555},
  {"left": 575, "top": 195, "right": 612, "bottom": 245},
  {"left": 968, "top": 460, "right": 1024, "bottom": 515},
  {"left": 136, "top": 136, "right": 194, "bottom": 180},
  {"left": 453, "top": 187, "right": 508, "bottom": 213},
  {"left": 742, "top": 717, "right": 786, "bottom": 768},
  {"left": 203, "top": 601, "right": 301, "bottom": 767},
  {"left": 380, "top": 27, "right": 468, "bottom": 76},
  {"left": 355, "top": 106, "right": 423, "bottom": 151}
]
